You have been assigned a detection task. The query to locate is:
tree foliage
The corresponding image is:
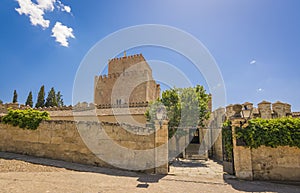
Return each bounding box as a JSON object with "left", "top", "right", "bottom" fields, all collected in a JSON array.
[
  {"left": 146, "top": 85, "right": 210, "bottom": 138},
  {"left": 45, "top": 87, "right": 58, "bottom": 107},
  {"left": 235, "top": 117, "right": 300, "bottom": 148},
  {"left": 25, "top": 91, "right": 33, "bottom": 107},
  {"left": 12, "top": 90, "right": 18, "bottom": 103},
  {"left": 2, "top": 108, "right": 50, "bottom": 130},
  {"left": 222, "top": 120, "right": 233, "bottom": 162},
  {"left": 56, "top": 91, "right": 64, "bottom": 107},
  {"left": 35, "top": 85, "right": 45, "bottom": 108}
]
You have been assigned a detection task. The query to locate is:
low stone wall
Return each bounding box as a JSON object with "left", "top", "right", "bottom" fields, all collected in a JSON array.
[
  {"left": 45, "top": 107, "right": 148, "bottom": 124},
  {"left": 231, "top": 119, "right": 300, "bottom": 181},
  {"left": 0, "top": 120, "right": 168, "bottom": 173},
  {"left": 251, "top": 146, "right": 300, "bottom": 181}
]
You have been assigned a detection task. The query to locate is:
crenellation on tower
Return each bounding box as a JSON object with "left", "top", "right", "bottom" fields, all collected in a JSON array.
[{"left": 94, "top": 54, "right": 160, "bottom": 106}]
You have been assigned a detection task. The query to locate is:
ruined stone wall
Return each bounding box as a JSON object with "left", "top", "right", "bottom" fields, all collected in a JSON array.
[{"left": 0, "top": 120, "right": 168, "bottom": 173}]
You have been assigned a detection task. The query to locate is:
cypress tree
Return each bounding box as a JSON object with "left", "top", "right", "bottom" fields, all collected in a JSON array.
[
  {"left": 35, "top": 85, "right": 45, "bottom": 108},
  {"left": 56, "top": 91, "right": 64, "bottom": 107},
  {"left": 12, "top": 90, "right": 18, "bottom": 103},
  {"left": 45, "top": 87, "right": 58, "bottom": 107},
  {"left": 25, "top": 91, "right": 33, "bottom": 107}
]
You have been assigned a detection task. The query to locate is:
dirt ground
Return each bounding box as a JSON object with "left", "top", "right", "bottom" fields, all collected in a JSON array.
[{"left": 0, "top": 152, "right": 299, "bottom": 193}]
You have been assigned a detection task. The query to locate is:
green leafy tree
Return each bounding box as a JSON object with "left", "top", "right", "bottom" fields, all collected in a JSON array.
[
  {"left": 56, "top": 91, "right": 64, "bottom": 107},
  {"left": 146, "top": 85, "right": 210, "bottom": 152},
  {"left": 0, "top": 99, "right": 3, "bottom": 104},
  {"left": 45, "top": 87, "right": 58, "bottom": 107},
  {"left": 35, "top": 85, "right": 45, "bottom": 108},
  {"left": 12, "top": 90, "right": 18, "bottom": 103},
  {"left": 25, "top": 91, "right": 33, "bottom": 107}
]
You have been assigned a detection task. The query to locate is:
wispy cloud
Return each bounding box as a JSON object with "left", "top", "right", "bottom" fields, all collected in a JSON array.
[
  {"left": 57, "top": 0, "right": 72, "bottom": 14},
  {"left": 15, "top": 0, "right": 74, "bottom": 47},
  {"left": 250, "top": 60, "right": 256, "bottom": 65},
  {"left": 257, "top": 88, "right": 264, "bottom": 92},
  {"left": 51, "top": 22, "right": 75, "bottom": 47}
]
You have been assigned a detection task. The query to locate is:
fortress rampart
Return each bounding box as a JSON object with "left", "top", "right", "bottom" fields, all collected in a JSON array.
[{"left": 225, "top": 100, "right": 294, "bottom": 119}]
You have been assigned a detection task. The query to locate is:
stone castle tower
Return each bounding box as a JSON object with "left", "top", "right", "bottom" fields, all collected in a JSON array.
[{"left": 94, "top": 53, "right": 160, "bottom": 105}]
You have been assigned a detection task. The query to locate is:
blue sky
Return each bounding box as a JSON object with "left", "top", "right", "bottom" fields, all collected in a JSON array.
[{"left": 0, "top": 0, "right": 300, "bottom": 111}]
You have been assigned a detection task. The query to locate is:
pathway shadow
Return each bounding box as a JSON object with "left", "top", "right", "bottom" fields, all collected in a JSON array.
[
  {"left": 136, "top": 174, "right": 166, "bottom": 188},
  {"left": 169, "top": 159, "right": 209, "bottom": 168},
  {"left": 223, "top": 174, "right": 300, "bottom": 193}
]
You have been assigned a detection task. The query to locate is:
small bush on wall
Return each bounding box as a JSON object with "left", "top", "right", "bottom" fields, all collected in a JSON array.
[
  {"left": 2, "top": 108, "right": 50, "bottom": 130},
  {"left": 235, "top": 117, "right": 300, "bottom": 148}
]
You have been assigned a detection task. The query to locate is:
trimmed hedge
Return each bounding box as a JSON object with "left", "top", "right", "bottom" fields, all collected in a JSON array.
[
  {"left": 235, "top": 117, "right": 300, "bottom": 148},
  {"left": 2, "top": 108, "right": 50, "bottom": 130}
]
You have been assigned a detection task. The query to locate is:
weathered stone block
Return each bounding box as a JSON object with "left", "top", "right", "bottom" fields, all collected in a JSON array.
[{"left": 51, "top": 136, "right": 64, "bottom": 144}]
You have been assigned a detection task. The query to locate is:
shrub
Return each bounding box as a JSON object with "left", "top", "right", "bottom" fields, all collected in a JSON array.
[
  {"left": 222, "top": 120, "right": 233, "bottom": 162},
  {"left": 235, "top": 117, "right": 300, "bottom": 148},
  {"left": 2, "top": 108, "right": 50, "bottom": 130}
]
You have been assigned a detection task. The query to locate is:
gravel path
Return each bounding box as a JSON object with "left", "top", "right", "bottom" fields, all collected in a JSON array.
[
  {"left": 0, "top": 152, "right": 299, "bottom": 193},
  {"left": 0, "top": 159, "right": 66, "bottom": 172}
]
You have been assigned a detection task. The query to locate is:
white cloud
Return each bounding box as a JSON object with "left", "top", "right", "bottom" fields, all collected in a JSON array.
[
  {"left": 36, "top": 0, "right": 56, "bottom": 11},
  {"left": 15, "top": 0, "right": 75, "bottom": 47},
  {"left": 57, "top": 0, "right": 72, "bottom": 14},
  {"left": 257, "top": 88, "right": 264, "bottom": 92},
  {"left": 250, "top": 60, "right": 256, "bottom": 65},
  {"left": 63, "top": 5, "right": 71, "bottom": 13},
  {"left": 15, "top": 0, "right": 50, "bottom": 28},
  {"left": 51, "top": 22, "right": 75, "bottom": 47}
]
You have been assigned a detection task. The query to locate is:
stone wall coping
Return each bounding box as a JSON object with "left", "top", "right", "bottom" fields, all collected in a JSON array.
[
  {"left": 258, "top": 100, "right": 271, "bottom": 104},
  {"left": 273, "top": 101, "right": 285, "bottom": 104}
]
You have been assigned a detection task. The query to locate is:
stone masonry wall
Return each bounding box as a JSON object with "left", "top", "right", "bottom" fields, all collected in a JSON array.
[
  {"left": 94, "top": 54, "right": 160, "bottom": 106},
  {"left": 225, "top": 101, "right": 292, "bottom": 119},
  {"left": 0, "top": 120, "right": 168, "bottom": 173},
  {"left": 0, "top": 121, "right": 107, "bottom": 167},
  {"left": 208, "top": 108, "right": 225, "bottom": 162},
  {"left": 230, "top": 118, "right": 300, "bottom": 181},
  {"left": 251, "top": 146, "right": 300, "bottom": 181}
]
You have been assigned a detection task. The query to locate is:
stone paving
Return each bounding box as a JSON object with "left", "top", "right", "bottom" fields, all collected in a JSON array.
[
  {"left": 0, "top": 152, "right": 299, "bottom": 193},
  {"left": 169, "top": 158, "right": 224, "bottom": 177}
]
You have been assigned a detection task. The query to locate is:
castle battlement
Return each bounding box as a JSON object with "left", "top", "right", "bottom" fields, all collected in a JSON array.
[
  {"left": 225, "top": 100, "right": 293, "bottom": 119},
  {"left": 96, "top": 70, "right": 151, "bottom": 83},
  {"left": 107, "top": 53, "right": 150, "bottom": 75},
  {"left": 109, "top": 53, "right": 144, "bottom": 62}
]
